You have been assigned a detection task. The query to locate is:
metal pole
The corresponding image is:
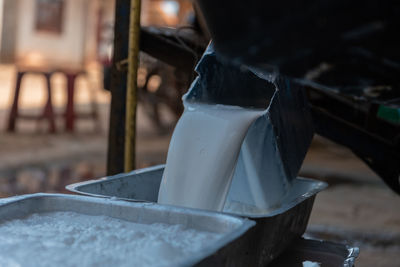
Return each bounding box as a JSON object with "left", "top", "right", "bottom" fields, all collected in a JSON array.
[
  {"left": 106, "top": 0, "right": 130, "bottom": 176},
  {"left": 124, "top": 0, "right": 141, "bottom": 172}
]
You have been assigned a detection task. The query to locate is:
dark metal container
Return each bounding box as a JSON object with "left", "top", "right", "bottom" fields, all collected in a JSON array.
[{"left": 67, "top": 165, "right": 327, "bottom": 266}]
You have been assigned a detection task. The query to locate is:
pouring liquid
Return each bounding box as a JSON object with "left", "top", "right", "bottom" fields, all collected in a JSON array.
[{"left": 158, "top": 101, "right": 264, "bottom": 211}]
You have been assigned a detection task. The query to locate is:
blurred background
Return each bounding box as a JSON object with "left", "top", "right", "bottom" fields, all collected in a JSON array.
[
  {"left": 0, "top": 0, "right": 195, "bottom": 197},
  {"left": 0, "top": 1, "right": 399, "bottom": 266}
]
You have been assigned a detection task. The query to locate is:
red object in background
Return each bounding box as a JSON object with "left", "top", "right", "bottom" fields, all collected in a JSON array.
[
  {"left": 64, "top": 70, "right": 86, "bottom": 132},
  {"left": 7, "top": 68, "right": 56, "bottom": 133},
  {"left": 7, "top": 67, "right": 99, "bottom": 133}
]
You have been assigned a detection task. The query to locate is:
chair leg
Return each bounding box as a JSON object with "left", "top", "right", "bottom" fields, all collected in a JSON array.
[
  {"left": 44, "top": 73, "right": 56, "bottom": 133},
  {"left": 65, "top": 74, "right": 76, "bottom": 132},
  {"left": 7, "top": 72, "right": 25, "bottom": 132}
]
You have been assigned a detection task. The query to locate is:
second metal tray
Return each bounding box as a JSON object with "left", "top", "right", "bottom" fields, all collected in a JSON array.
[{"left": 269, "top": 238, "right": 359, "bottom": 267}]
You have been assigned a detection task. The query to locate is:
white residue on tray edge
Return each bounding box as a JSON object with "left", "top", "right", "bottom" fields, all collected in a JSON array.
[{"left": 303, "top": 260, "right": 321, "bottom": 267}]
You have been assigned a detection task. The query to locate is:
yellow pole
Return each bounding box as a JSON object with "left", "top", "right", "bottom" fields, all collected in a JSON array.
[{"left": 124, "top": 0, "right": 141, "bottom": 172}]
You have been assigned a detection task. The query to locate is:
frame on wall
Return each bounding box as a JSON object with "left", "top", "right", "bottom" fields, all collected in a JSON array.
[{"left": 35, "top": 0, "right": 64, "bottom": 34}]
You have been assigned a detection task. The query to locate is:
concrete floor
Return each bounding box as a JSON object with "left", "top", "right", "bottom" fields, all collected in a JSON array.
[
  {"left": 301, "top": 138, "right": 400, "bottom": 267},
  {"left": 0, "top": 64, "right": 399, "bottom": 266}
]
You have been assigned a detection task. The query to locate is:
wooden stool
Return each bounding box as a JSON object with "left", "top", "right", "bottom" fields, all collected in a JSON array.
[
  {"left": 60, "top": 69, "right": 100, "bottom": 132},
  {"left": 7, "top": 69, "right": 56, "bottom": 133}
]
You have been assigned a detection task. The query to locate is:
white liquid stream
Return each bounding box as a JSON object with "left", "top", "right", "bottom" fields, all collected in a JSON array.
[
  {"left": 0, "top": 212, "right": 222, "bottom": 267},
  {"left": 158, "top": 101, "right": 265, "bottom": 211}
]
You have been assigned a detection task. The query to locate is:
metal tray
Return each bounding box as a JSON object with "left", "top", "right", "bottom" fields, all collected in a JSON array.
[
  {"left": 269, "top": 238, "right": 359, "bottom": 267},
  {"left": 67, "top": 165, "right": 328, "bottom": 266},
  {"left": 0, "top": 193, "right": 255, "bottom": 267}
]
